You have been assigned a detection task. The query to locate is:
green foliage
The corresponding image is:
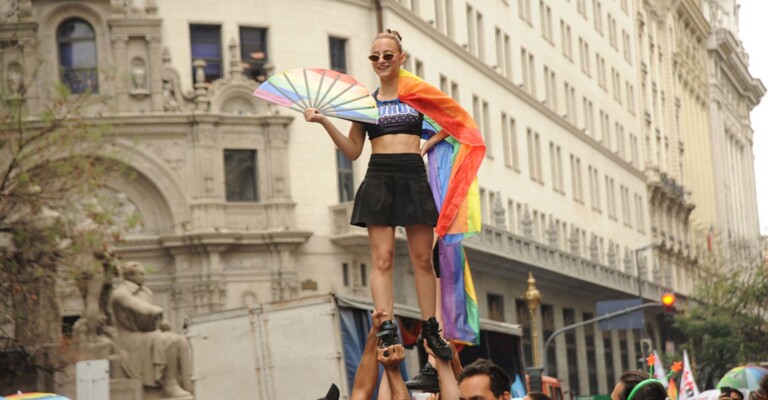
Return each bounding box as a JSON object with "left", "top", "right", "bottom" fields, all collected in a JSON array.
[{"left": 673, "top": 257, "right": 768, "bottom": 389}]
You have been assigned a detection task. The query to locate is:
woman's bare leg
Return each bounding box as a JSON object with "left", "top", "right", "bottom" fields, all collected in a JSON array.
[
  {"left": 405, "top": 224, "right": 436, "bottom": 320},
  {"left": 367, "top": 224, "right": 396, "bottom": 324}
]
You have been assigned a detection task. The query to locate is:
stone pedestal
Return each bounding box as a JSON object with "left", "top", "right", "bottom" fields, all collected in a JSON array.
[{"left": 111, "top": 378, "right": 143, "bottom": 400}]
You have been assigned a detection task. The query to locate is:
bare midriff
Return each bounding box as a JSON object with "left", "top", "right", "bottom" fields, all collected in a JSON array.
[{"left": 370, "top": 133, "right": 421, "bottom": 154}]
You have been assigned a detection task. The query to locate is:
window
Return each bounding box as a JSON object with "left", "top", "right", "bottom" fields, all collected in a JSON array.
[
  {"left": 560, "top": 20, "right": 573, "bottom": 61},
  {"left": 540, "top": 1, "right": 553, "bottom": 43},
  {"left": 329, "top": 36, "right": 347, "bottom": 73},
  {"left": 550, "top": 142, "right": 564, "bottom": 194},
  {"left": 577, "top": 0, "right": 587, "bottom": 18},
  {"left": 241, "top": 27, "right": 269, "bottom": 81},
  {"left": 476, "top": 11, "right": 486, "bottom": 61},
  {"left": 516, "top": 300, "right": 533, "bottom": 368},
  {"left": 501, "top": 113, "right": 519, "bottom": 170},
  {"left": 542, "top": 66, "right": 556, "bottom": 110},
  {"left": 58, "top": 18, "right": 98, "bottom": 94},
  {"left": 608, "top": 14, "right": 618, "bottom": 49},
  {"left": 527, "top": 128, "right": 542, "bottom": 183},
  {"left": 563, "top": 82, "right": 577, "bottom": 124},
  {"left": 584, "top": 312, "right": 598, "bottom": 393},
  {"left": 482, "top": 100, "right": 492, "bottom": 157},
  {"left": 606, "top": 176, "right": 617, "bottom": 219},
  {"left": 518, "top": 0, "right": 532, "bottom": 24},
  {"left": 451, "top": 80, "right": 460, "bottom": 101},
  {"left": 487, "top": 294, "right": 505, "bottom": 321},
  {"left": 466, "top": 4, "right": 476, "bottom": 56},
  {"left": 593, "top": 0, "right": 603, "bottom": 34},
  {"left": 564, "top": 309, "right": 580, "bottom": 395},
  {"left": 190, "top": 24, "right": 222, "bottom": 83},
  {"left": 415, "top": 58, "right": 424, "bottom": 77},
  {"left": 521, "top": 48, "right": 536, "bottom": 97},
  {"left": 622, "top": 29, "right": 632, "bottom": 64},
  {"left": 503, "top": 33, "right": 512, "bottom": 78},
  {"left": 612, "top": 68, "right": 622, "bottom": 102},
  {"left": 507, "top": 199, "right": 516, "bottom": 233},
  {"left": 342, "top": 263, "right": 350, "bottom": 286},
  {"left": 440, "top": 74, "right": 449, "bottom": 93},
  {"left": 589, "top": 165, "right": 601, "bottom": 211},
  {"left": 336, "top": 150, "right": 354, "bottom": 202},
  {"left": 541, "top": 305, "right": 556, "bottom": 374},
  {"left": 582, "top": 97, "right": 594, "bottom": 135},
  {"left": 630, "top": 133, "right": 639, "bottom": 167},
  {"left": 626, "top": 81, "right": 636, "bottom": 114},
  {"left": 570, "top": 154, "right": 584, "bottom": 203},
  {"left": 604, "top": 331, "right": 615, "bottom": 385},
  {"left": 578, "top": 37, "right": 590, "bottom": 76},
  {"left": 635, "top": 193, "right": 645, "bottom": 232},
  {"left": 224, "top": 149, "right": 259, "bottom": 202},
  {"left": 621, "top": 185, "right": 631, "bottom": 227},
  {"left": 360, "top": 263, "right": 368, "bottom": 287},
  {"left": 615, "top": 123, "right": 625, "bottom": 158}
]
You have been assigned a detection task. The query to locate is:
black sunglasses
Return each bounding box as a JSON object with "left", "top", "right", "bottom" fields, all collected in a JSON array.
[{"left": 368, "top": 53, "right": 397, "bottom": 62}]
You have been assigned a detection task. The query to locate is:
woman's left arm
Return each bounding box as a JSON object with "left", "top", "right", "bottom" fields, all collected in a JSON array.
[{"left": 420, "top": 130, "right": 449, "bottom": 157}]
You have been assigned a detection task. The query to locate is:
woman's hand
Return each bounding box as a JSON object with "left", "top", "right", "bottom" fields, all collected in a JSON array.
[
  {"left": 304, "top": 108, "right": 327, "bottom": 124},
  {"left": 420, "top": 130, "right": 449, "bottom": 157}
]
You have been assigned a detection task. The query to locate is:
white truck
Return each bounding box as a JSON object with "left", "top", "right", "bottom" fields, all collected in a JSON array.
[{"left": 186, "top": 294, "right": 527, "bottom": 400}]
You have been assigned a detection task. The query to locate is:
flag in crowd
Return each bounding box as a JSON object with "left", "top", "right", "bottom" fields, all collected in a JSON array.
[{"left": 679, "top": 350, "right": 700, "bottom": 400}]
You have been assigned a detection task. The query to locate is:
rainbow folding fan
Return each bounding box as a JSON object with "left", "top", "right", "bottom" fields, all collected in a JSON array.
[{"left": 252, "top": 68, "right": 379, "bottom": 124}]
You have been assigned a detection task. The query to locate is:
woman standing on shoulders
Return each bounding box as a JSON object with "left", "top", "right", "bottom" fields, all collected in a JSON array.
[{"left": 303, "top": 29, "right": 452, "bottom": 360}]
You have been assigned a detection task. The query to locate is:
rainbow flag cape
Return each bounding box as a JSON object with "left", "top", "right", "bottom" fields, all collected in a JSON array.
[{"left": 397, "top": 69, "right": 485, "bottom": 344}]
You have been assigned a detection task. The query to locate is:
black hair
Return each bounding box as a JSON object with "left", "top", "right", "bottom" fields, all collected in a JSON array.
[
  {"left": 618, "top": 370, "right": 651, "bottom": 400},
  {"left": 458, "top": 358, "right": 511, "bottom": 398},
  {"left": 527, "top": 391, "right": 552, "bottom": 400}
]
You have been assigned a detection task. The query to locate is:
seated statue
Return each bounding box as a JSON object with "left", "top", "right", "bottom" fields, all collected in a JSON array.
[{"left": 108, "top": 261, "right": 193, "bottom": 398}]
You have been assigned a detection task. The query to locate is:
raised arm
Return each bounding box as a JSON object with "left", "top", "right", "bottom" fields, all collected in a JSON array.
[
  {"left": 304, "top": 108, "right": 366, "bottom": 160},
  {"left": 350, "top": 310, "right": 387, "bottom": 400},
  {"left": 378, "top": 345, "right": 409, "bottom": 400}
]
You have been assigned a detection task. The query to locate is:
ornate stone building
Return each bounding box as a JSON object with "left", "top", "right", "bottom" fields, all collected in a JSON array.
[
  {"left": 694, "top": 0, "right": 765, "bottom": 252},
  {"left": 1, "top": 0, "right": 762, "bottom": 397}
]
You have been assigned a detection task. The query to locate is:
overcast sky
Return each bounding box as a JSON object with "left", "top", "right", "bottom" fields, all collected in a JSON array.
[{"left": 738, "top": 0, "right": 767, "bottom": 235}]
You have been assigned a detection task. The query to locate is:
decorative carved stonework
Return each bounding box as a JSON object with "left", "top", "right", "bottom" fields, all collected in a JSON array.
[{"left": 521, "top": 205, "right": 533, "bottom": 239}]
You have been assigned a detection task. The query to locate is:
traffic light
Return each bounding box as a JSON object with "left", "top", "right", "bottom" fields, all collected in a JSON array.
[{"left": 661, "top": 292, "right": 676, "bottom": 317}]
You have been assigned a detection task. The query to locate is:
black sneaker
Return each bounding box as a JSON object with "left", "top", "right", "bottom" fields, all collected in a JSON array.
[
  {"left": 376, "top": 319, "right": 400, "bottom": 348},
  {"left": 420, "top": 317, "right": 453, "bottom": 361},
  {"left": 405, "top": 362, "right": 440, "bottom": 393}
]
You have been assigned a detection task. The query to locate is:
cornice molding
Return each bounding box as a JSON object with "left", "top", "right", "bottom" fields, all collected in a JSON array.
[{"left": 708, "top": 29, "right": 766, "bottom": 107}]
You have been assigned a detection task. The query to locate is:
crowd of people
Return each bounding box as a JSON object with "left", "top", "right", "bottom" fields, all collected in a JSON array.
[{"left": 317, "top": 318, "right": 768, "bottom": 400}]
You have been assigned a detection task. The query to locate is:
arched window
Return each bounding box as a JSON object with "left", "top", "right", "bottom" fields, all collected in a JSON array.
[{"left": 57, "top": 18, "right": 98, "bottom": 94}]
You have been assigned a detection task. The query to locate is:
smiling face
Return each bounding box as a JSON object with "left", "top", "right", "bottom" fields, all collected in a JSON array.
[{"left": 369, "top": 38, "right": 405, "bottom": 81}]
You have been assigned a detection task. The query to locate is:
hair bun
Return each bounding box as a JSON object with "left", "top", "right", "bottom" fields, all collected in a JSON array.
[{"left": 385, "top": 28, "right": 402, "bottom": 42}]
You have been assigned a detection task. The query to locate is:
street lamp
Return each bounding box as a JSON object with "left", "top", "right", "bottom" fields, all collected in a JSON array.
[
  {"left": 634, "top": 243, "right": 656, "bottom": 299},
  {"left": 634, "top": 243, "right": 657, "bottom": 370},
  {"left": 524, "top": 271, "right": 542, "bottom": 367}
]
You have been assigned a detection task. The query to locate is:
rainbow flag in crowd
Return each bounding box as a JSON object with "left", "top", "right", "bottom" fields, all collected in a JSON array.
[
  {"left": 397, "top": 69, "right": 485, "bottom": 344},
  {"left": 668, "top": 376, "right": 679, "bottom": 400}
]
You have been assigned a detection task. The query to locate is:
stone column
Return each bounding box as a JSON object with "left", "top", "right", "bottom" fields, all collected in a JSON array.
[
  {"left": 111, "top": 34, "right": 129, "bottom": 111},
  {"left": 148, "top": 35, "right": 164, "bottom": 111},
  {"left": 575, "top": 311, "right": 590, "bottom": 394}
]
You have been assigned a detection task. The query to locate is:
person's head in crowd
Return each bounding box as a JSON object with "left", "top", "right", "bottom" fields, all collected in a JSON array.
[
  {"left": 457, "top": 359, "right": 511, "bottom": 400},
  {"left": 719, "top": 387, "right": 744, "bottom": 400},
  {"left": 611, "top": 370, "right": 665, "bottom": 400},
  {"left": 755, "top": 374, "right": 768, "bottom": 400},
  {"left": 524, "top": 391, "right": 552, "bottom": 400}
]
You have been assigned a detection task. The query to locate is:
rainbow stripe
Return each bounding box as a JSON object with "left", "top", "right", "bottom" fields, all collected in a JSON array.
[
  {"left": 397, "top": 69, "right": 484, "bottom": 241},
  {"left": 4, "top": 393, "right": 70, "bottom": 400},
  {"left": 397, "top": 69, "right": 484, "bottom": 344}
]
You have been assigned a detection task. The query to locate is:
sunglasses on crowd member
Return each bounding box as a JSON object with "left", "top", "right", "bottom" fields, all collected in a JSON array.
[{"left": 368, "top": 53, "right": 397, "bottom": 62}]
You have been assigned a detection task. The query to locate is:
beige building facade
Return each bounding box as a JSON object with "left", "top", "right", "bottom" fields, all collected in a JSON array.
[{"left": 1, "top": 0, "right": 762, "bottom": 397}]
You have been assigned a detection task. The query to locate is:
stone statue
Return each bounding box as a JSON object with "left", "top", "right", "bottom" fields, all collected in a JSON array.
[{"left": 107, "top": 261, "right": 193, "bottom": 398}]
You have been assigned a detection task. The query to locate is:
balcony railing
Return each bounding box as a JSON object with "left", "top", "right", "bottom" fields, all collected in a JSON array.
[{"left": 329, "top": 204, "right": 666, "bottom": 299}]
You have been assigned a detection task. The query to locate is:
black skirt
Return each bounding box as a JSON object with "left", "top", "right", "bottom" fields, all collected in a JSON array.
[{"left": 350, "top": 153, "right": 439, "bottom": 228}]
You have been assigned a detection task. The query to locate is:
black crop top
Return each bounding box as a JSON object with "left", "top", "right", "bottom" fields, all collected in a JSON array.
[{"left": 365, "top": 96, "right": 424, "bottom": 140}]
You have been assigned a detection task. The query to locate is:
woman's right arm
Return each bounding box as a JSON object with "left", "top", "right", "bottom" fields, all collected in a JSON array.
[{"left": 304, "top": 108, "right": 366, "bottom": 160}]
